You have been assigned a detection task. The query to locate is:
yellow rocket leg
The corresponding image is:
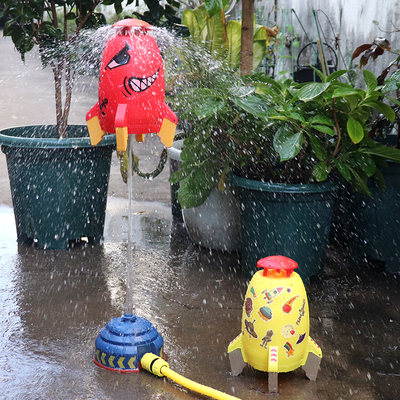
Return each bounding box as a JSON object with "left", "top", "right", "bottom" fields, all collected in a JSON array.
[
  {"left": 301, "top": 337, "right": 322, "bottom": 381},
  {"left": 268, "top": 346, "right": 278, "bottom": 393},
  {"left": 135, "top": 134, "right": 145, "bottom": 142},
  {"left": 157, "top": 118, "right": 176, "bottom": 148},
  {"left": 116, "top": 127, "right": 128, "bottom": 152},
  {"left": 87, "top": 116, "right": 106, "bottom": 146},
  {"left": 227, "top": 333, "right": 246, "bottom": 376}
]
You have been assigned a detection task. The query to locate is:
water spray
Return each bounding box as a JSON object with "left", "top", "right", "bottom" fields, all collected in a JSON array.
[{"left": 89, "top": 18, "right": 243, "bottom": 400}]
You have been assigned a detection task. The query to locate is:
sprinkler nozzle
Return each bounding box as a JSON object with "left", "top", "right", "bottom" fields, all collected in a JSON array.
[{"left": 141, "top": 353, "right": 169, "bottom": 377}]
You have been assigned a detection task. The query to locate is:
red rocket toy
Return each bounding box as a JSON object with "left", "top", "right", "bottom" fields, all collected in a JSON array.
[{"left": 86, "top": 19, "right": 177, "bottom": 152}]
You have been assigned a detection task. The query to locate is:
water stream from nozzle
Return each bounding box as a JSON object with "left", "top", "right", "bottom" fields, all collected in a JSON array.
[{"left": 125, "top": 135, "right": 134, "bottom": 315}]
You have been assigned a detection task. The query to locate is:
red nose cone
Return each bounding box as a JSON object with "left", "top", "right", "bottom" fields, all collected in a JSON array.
[
  {"left": 112, "top": 18, "right": 152, "bottom": 33},
  {"left": 257, "top": 255, "right": 298, "bottom": 277}
]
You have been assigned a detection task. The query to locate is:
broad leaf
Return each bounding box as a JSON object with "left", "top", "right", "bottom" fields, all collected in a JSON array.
[
  {"left": 232, "top": 95, "right": 268, "bottom": 118},
  {"left": 297, "top": 82, "right": 330, "bottom": 101},
  {"left": 273, "top": 127, "right": 303, "bottom": 161},
  {"left": 326, "top": 70, "right": 348, "bottom": 82},
  {"left": 312, "top": 124, "right": 336, "bottom": 136},
  {"left": 382, "top": 70, "right": 400, "bottom": 94},
  {"left": 347, "top": 116, "right": 364, "bottom": 143},
  {"left": 333, "top": 85, "right": 362, "bottom": 98},
  {"left": 367, "top": 100, "right": 396, "bottom": 122},
  {"left": 363, "top": 69, "right": 378, "bottom": 92},
  {"left": 312, "top": 161, "right": 331, "bottom": 181},
  {"left": 226, "top": 20, "right": 241, "bottom": 70},
  {"left": 334, "top": 159, "right": 352, "bottom": 182},
  {"left": 307, "top": 134, "right": 327, "bottom": 161},
  {"left": 194, "top": 97, "right": 225, "bottom": 119},
  {"left": 309, "top": 115, "right": 334, "bottom": 126},
  {"left": 361, "top": 141, "right": 400, "bottom": 162}
]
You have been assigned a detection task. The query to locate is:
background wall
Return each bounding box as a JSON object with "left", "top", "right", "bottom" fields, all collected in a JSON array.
[{"left": 234, "top": 0, "right": 400, "bottom": 76}]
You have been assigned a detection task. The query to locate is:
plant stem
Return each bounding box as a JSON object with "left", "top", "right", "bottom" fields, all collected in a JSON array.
[
  {"left": 332, "top": 98, "right": 342, "bottom": 158},
  {"left": 240, "top": 0, "right": 254, "bottom": 76}
]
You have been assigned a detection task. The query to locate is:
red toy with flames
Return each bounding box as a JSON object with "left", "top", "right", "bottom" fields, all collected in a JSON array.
[{"left": 86, "top": 19, "right": 177, "bottom": 152}]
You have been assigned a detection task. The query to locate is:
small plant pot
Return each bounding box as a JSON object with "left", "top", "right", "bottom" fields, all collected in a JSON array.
[
  {"left": 167, "top": 140, "right": 241, "bottom": 252},
  {"left": 231, "top": 175, "right": 336, "bottom": 281},
  {"left": 0, "top": 125, "right": 115, "bottom": 249}
]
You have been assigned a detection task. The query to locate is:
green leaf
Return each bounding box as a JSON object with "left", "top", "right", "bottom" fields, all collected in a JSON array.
[
  {"left": 226, "top": 20, "right": 241, "bottom": 70},
  {"left": 382, "top": 70, "right": 400, "bottom": 94},
  {"left": 312, "top": 124, "right": 336, "bottom": 136},
  {"left": 326, "top": 70, "right": 348, "bottom": 82},
  {"left": 312, "top": 161, "right": 331, "bottom": 181},
  {"left": 353, "top": 153, "right": 377, "bottom": 177},
  {"left": 363, "top": 69, "right": 378, "bottom": 92},
  {"left": 309, "top": 115, "right": 334, "bottom": 126},
  {"left": 367, "top": 100, "right": 396, "bottom": 122},
  {"left": 361, "top": 141, "right": 400, "bottom": 162},
  {"left": 334, "top": 159, "right": 352, "bottom": 182},
  {"left": 194, "top": 96, "right": 225, "bottom": 119},
  {"left": 273, "top": 127, "right": 303, "bottom": 161},
  {"left": 333, "top": 85, "right": 362, "bottom": 98},
  {"left": 307, "top": 134, "right": 327, "bottom": 161},
  {"left": 204, "top": 0, "right": 223, "bottom": 17},
  {"left": 347, "top": 116, "right": 364, "bottom": 143},
  {"left": 296, "top": 82, "right": 330, "bottom": 101},
  {"left": 232, "top": 95, "right": 268, "bottom": 118}
]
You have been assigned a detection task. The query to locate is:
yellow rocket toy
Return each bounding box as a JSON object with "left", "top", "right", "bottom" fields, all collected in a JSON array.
[{"left": 228, "top": 256, "right": 322, "bottom": 393}]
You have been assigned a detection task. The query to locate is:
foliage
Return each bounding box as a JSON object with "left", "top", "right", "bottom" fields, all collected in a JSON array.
[
  {"left": 352, "top": 38, "right": 400, "bottom": 148},
  {"left": 0, "top": 0, "right": 124, "bottom": 137},
  {"left": 182, "top": 1, "right": 278, "bottom": 71},
  {"left": 131, "top": 0, "right": 188, "bottom": 36},
  {"left": 170, "top": 63, "right": 400, "bottom": 208}
]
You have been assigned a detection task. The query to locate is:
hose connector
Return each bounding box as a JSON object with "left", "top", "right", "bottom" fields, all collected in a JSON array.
[{"left": 141, "top": 353, "right": 169, "bottom": 377}]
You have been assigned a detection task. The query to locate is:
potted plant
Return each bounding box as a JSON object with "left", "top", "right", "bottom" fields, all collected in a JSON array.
[
  {"left": 335, "top": 38, "right": 400, "bottom": 273},
  {"left": 171, "top": 66, "right": 400, "bottom": 279},
  {"left": 0, "top": 0, "right": 122, "bottom": 249},
  {"left": 166, "top": 0, "right": 277, "bottom": 250}
]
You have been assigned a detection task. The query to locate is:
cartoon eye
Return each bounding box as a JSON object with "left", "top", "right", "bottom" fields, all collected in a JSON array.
[{"left": 106, "top": 43, "right": 131, "bottom": 69}]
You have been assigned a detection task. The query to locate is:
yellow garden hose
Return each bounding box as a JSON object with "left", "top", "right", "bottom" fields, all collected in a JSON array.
[{"left": 141, "top": 353, "right": 242, "bottom": 400}]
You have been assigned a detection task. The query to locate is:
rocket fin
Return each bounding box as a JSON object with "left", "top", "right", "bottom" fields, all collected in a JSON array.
[
  {"left": 268, "top": 346, "right": 279, "bottom": 393},
  {"left": 157, "top": 118, "right": 176, "bottom": 148},
  {"left": 301, "top": 336, "right": 322, "bottom": 381},
  {"left": 228, "top": 333, "right": 246, "bottom": 376},
  {"left": 86, "top": 103, "right": 105, "bottom": 146},
  {"left": 116, "top": 127, "right": 128, "bottom": 152},
  {"left": 115, "top": 104, "right": 128, "bottom": 152}
]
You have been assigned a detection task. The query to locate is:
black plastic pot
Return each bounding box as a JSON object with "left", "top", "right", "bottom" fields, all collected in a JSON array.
[
  {"left": 231, "top": 175, "right": 336, "bottom": 281},
  {"left": 0, "top": 125, "right": 115, "bottom": 249}
]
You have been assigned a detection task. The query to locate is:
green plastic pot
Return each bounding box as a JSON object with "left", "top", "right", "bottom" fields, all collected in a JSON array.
[
  {"left": 350, "top": 162, "right": 400, "bottom": 273},
  {"left": 0, "top": 125, "right": 115, "bottom": 249},
  {"left": 231, "top": 175, "right": 336, "bottom": 281}
]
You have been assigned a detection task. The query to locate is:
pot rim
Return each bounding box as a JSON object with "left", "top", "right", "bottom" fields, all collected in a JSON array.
[
  {"left": 166, "top": 139, "right": 184, "bottom": 161},
  {"left": 230, "top": 174, "right": 336, "bottom": 194},
  {"left": 0, "top": 125, "right": 116, "bottom": 149}
]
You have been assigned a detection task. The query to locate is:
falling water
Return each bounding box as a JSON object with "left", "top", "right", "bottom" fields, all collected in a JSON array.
[{"left": 125, "top": 135, "right": 134, "bottom": 315}]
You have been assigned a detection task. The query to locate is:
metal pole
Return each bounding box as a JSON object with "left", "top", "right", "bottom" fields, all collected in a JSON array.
[{"left": 125, "top": 135, "right": 134, "bottom": 315}]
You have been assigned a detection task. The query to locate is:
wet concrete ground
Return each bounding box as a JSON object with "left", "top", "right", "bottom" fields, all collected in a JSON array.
[{"left": 1, "top": 34, "right": 400, "bottom": 400}]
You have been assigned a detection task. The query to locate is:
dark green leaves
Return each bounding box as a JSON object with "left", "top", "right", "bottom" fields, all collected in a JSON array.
[
  {"left": 273, "top": 127, "right": 303, "bottom": 161},
  {"left": 347, "top": 117, "right": 364, "bottom": 143},
  {"left": 296, "top": 82, "right": 330, "bottom": 101}
]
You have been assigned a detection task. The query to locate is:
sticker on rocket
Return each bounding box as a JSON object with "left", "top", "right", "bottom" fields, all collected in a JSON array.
[{"left": 262, "top": 287, "right": 283, "bottom": 303}]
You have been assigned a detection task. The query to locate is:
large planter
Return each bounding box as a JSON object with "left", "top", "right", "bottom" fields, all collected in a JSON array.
[
  {"left": 167, "top": 141, "right": 241, "bottom": 252},
  {"left": 350, "top": 162, "right": 400, "bottom": 273},
  {"left": 0, "top": 125, "right": 115, "bottom": 249},
  {"left": 231, "top": 175, "right": 336, "bottom": 281}
]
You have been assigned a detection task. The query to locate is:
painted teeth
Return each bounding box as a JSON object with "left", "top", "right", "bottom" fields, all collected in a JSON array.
[{"left": 128, "top": 70, "right": 159, "bottom": 93}]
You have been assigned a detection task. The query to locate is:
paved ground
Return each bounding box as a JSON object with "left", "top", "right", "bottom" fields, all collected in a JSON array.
[{"left": 0, "top": 33, "right": 399, "bottom": 400}]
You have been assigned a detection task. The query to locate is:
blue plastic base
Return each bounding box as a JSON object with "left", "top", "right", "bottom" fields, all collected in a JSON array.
[{"left": 94, "top": 314, "right": 163, "bottom": 372}]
